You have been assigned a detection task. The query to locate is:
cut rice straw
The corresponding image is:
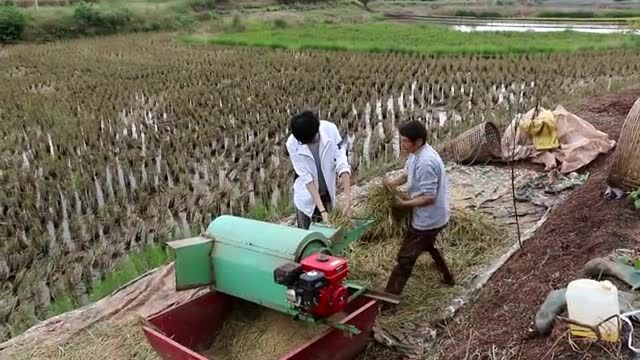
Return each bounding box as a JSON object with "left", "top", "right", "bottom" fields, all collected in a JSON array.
[
  {"left": 346, "top": 204, "right": 508, "bottom": 337},
  {"left": 361, "top": 183, "right": 411, "bottom": 241},
  {"left": 7, "top": 316, "right": 157, "bottom": 360},
  {"left": 202, "top": 301, "right": 327, "bottom": 360}
]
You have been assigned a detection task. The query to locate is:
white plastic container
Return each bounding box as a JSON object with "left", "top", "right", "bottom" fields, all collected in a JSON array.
[{"left": 566, "top": 279, "right": 620, "bottom": 342}]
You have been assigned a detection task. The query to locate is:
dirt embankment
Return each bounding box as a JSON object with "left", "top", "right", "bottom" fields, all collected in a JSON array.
[{"left": 439, "top": 88, "right": 640, "bottom": 359}]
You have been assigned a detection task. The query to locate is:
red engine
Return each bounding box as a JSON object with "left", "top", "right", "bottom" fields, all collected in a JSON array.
[
  {"left": 274, "top": 253, "right": 350, "bottom": 318},
  {"left": 300, "top": 253, "right": 349, "bottom": 317}
]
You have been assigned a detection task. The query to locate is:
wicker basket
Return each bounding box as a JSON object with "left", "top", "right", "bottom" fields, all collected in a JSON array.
[
  {"left": 608, "top": 97, "right": 640, "bottom": 190},
  {"left": 444, "top": 121, "right": 502, "bottom": 165}
]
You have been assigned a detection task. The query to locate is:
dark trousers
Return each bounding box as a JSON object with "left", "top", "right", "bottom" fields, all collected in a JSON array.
[
  {"left": 385, "top": 225, "right": 454, "bottom": 295},
  {"left": 296, "top": 193, "right": 332, "bottom": 230}
]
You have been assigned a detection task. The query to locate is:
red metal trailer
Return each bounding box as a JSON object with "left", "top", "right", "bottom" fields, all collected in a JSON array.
[{"left": 142, "top": 291, "right": 380, "bottom": 360}]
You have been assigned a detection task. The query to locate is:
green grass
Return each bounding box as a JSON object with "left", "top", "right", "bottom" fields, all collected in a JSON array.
[
  {"left": 89, "top": 244, "right": 170, "bottom": 302},
  {"left": 185, "top": 22, "right": 639, "bottom": 55},
  {"left": 46, "top": 295, "right": 77, "bottom": 318},
  {"left": 43, "top": 243, "right": 172, "bottom": 316}
]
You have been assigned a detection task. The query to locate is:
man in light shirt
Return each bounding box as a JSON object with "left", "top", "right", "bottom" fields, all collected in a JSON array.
[
  {"left": 383, "top": 120, "right": 454, "bottom": 295},
  {"left": 286, "top": 111, "right": 352, "bottom": 229}
]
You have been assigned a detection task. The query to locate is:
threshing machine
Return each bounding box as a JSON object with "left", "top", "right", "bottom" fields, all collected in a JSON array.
[{"left": 165, "top": 215, "right": 396, "bottom": 335}]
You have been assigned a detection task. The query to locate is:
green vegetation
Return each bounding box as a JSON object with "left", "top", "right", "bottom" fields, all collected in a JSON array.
[
  {"left": 454, "top": 10, "right": 503, "bottom": 18},
  {"left": 0, "top": 3, "right": 26, "bottom": 43},
  {"left": 44, "top": 243, "right": 171, "bottom": 321},
  {"left": 3, "top": 0, "right": 206, "bottom": 42},
  {"left": 632, "top": 188, "right": 640, "bottom": 210},
  {"left": 88, "top": 243, "right": 170, "bottom": 302},
  {"left": 536, "top": 9, "right": 640, "bottom": 19},
  {"left": 186, "top": 22, "right": 639, "bottom": 55}
]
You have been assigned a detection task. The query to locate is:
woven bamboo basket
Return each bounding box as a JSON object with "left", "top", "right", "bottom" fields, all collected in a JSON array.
[
  {"left": 444, "top": 121, "right": 502, "bottom": 165},
  {"left": 608, "top": 97, "right": 640, "bottom": 190}
]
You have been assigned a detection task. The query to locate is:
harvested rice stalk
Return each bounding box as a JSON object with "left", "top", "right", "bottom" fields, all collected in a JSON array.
[
  {"left": 204, "top": 301, "right": 327, "bottom": 360},
  {"left": 328, "top": 209, "right": 354, "bottom": 229},
  {"left": 362, "top": 184, "right": 411, "bottom": 241}
]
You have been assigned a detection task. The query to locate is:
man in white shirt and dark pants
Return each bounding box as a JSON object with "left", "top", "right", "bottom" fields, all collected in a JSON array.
[
  {"left": 286, "top": 111, "right": 352, "bottom": 229},
  {"left": 383, "top": 120, "right": 454, "bottom": 295}
]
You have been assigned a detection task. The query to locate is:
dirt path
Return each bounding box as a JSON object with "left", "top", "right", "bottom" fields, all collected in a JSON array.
[{"left": 438, "top": 89, "right": 640, "bottom": 359}]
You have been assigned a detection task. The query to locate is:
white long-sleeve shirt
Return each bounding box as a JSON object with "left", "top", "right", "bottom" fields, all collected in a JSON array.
[{"left": 286, "top": 120, "right": 351, "bottom": 217}]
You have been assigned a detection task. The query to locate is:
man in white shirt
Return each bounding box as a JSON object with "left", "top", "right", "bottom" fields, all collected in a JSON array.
[{"left": 286, "top": 111, "right": 352, "bottom": 229}]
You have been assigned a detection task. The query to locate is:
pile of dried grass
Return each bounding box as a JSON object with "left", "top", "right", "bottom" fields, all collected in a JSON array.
[
  {"left": 203, "top": 301, "right": 327, "bottom": 360},
  {"left": 8, "top": 316, "right": 156, "bottom": 360},
  {"left": 346, "top": 206, "right": 507, "bottom": 337}
]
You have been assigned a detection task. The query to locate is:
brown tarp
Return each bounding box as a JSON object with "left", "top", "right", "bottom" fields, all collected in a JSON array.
[
  {"left": 501, "top": 106, "right": 616, "bottom": 173},
  {"left": 0, "top": 264, "right": 205, "bottom": 355}
]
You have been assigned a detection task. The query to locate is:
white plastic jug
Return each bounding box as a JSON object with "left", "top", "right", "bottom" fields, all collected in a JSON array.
[{"left": 566, "top": 279, "right": 620, "bottom": 342}]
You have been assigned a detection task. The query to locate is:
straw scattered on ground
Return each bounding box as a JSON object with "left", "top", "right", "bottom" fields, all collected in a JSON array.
[
  {"left": 346, "top": 206, "right": 508, "bottom": 337},
  {"left": 202, "top": 301, "right": 328, "bottom": 360},
  {"left": 7, "top": 316, "right": 157, "bottom": 360}
]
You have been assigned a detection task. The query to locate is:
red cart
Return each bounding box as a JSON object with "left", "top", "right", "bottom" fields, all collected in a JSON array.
[{"left": 142, "top": 291, "right": 380, "bottom": 360}]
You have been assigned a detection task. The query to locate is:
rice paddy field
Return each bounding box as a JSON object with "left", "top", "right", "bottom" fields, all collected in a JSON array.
[{"left": 1, "top": 9, "right": 640, "bottom": 355}]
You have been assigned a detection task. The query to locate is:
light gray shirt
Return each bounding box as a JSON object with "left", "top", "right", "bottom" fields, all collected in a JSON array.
[
  {"left": 405, "top": 145, "right": 450, "bottom": 230},
  {"left": 308, "top": 141, "right": 329, "bottom": 196}
]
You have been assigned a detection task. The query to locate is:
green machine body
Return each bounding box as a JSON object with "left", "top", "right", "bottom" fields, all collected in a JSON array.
[{"left": 168, "top": 215, "right": 374, "bottom": 316}]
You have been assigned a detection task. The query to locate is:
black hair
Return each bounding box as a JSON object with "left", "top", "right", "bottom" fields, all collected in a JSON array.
[
  {"left": 290, "top": 110, "right": 320, "bottom": 144},
  {"left": 399, "top": 120, "right": 427, "bottom": 145}
]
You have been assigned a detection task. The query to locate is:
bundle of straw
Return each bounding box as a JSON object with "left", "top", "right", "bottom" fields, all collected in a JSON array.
[
  {"left": 328, "top": 209, "right": 354, "bottom": 229},
  {"left": 362, "top": 183, "right": 411, "bottom": 241}
]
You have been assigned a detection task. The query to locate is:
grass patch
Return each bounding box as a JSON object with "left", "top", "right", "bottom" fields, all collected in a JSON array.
[
  {"left": 88, "top": 244, "right": 170, "bottom": 302},
  {"left": 186, "top": 22, "right": 639, "bottom": 55},
  {"left": 46, "top": 295, "right": 77, "bottom": 318}
]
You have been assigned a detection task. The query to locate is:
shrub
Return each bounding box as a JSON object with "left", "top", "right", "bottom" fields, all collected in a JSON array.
[
  {"left": 454, "top": 10, "right": 502, "bottom": 18},
  {"left": 23, "top": 12, "right": 76, "bottom": 41},
  {"left": 72, "top": 2, "right": 132, "bottom": 35},
  {"left": 189, "top": 0, "right": 218, "bottom": 11},
  {"left": 536, "top": 11, "right": 595, "bottom": 18},
  {"left": 632, "top": 188, "right": 640, "bottom": 210},
  {"left": 228, "top": 12, "right": 244, "bottom": 32},
  {"left": 175, "top": 10, "right": 197, "bottom": 31},
  {"left": 0, "top": 3, "right": 26, "bottom": 43},
  {"left": 602, "top": 10, "right": 640, "bottom": 18},
  {"left": 273, "top": 18, "right": 287, "bottom": 29}
]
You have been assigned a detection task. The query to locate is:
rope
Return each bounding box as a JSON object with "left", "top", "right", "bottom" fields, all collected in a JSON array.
[{"left": 620, "top": 309, "right": 640, "bottom": 353}]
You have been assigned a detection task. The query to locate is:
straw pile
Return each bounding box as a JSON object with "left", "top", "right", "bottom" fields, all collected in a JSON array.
[
  {"left": 346, "top": 205, "right": 507, "bottom": 337},
  {"left": 203, "top": 301, "right": 328, "bottom": 360},
  {"left": 361, "top": 184, "right": 411, "bottom": 241},
  {"left": 7, "top": 316, "right": 157, "bottom": 360}
]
